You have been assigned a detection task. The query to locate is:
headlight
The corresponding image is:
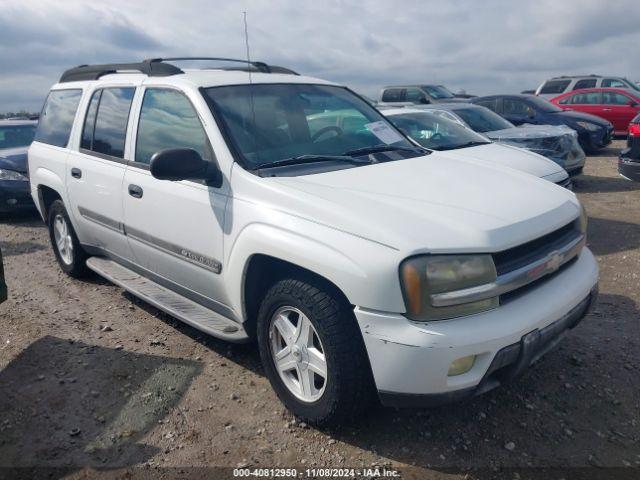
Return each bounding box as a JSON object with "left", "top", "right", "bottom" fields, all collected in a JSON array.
[
  {"left": 0, "top": 169, "right": 27, "bottom": 181},
  {"left": 576, "top": 121, "right": 599, "bottom": 132},
  {"left": 400, "top": 254, "right": 498, "bottom": 321},
  {"left": 579, "top": 203, "right": 588, "bottom": 235}
]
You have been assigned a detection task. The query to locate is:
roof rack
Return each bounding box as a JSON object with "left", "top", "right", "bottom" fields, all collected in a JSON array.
[
  {"left": 555, "top": 74, "right": 601, "bottom": 79},
  {"left": 59, "top": 57, "right": 298, "bottom": 83}
]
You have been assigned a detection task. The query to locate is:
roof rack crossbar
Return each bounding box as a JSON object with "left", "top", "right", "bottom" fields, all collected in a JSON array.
[
  {"left": 150, "top": 57, "right": 272, "bottom": 73},
  {"left": 58, "top": 57, "right": 299, "bottom": 83},
  {"left": 59, "top": 59, "right": 183, "bottom": 83}
]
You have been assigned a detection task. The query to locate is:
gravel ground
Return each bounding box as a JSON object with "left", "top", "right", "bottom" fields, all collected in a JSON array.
[{"left": 0, "top": 141, "right": 638, "bottom": 479}]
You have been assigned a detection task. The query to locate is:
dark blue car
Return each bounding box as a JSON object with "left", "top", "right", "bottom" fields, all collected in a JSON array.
[
  {"left": 470, "top": 94, "right": 614, "bottom": 153},
  {"left": 0, "top": 120, "right": 37, "bottom": 213}
]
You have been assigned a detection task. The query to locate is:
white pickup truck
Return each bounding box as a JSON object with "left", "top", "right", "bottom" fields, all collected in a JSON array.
[{"left": 29, "top": 58, "right": 598, "bottom": 426}]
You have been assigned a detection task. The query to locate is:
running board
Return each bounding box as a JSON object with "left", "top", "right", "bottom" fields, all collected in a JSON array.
[{"left": 86, "top": 257, "right": 248, "bottom": 342}]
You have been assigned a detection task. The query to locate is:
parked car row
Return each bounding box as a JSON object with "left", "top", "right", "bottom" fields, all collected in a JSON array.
[
  {"left": 469, "top": 94, "right": 614, "bottom": 153},
  {"left": 381, "top": 108, "right": 571, "bottom": 187}
]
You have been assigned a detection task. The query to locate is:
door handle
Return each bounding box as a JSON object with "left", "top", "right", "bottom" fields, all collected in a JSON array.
[
  {"left": 602, "top": 108, "right": 612, "bottom": 112},
  {"left": 71, "top": 168, "right": 82, "bottom": 179},
  {"left": 128, "top": 184, "right": 143, "bottom": 199}
]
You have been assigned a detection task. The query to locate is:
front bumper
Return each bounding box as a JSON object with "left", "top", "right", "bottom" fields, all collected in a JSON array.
[
  {"left": 618, "top": 156, "right": 640, "bottom": 182},
  {"left": 578, "top": 126, "right": 613, "bottom": 152},
  {"left": 355, "top": 248, "right": 599, "bottom": 406},
  {"left": 0, "top": 179, "right": 34, "bottom": 212}
]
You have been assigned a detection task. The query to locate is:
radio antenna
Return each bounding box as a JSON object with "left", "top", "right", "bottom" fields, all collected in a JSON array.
[
  {"left": 243, "top": 11, "right": 252, "bottom": 84},
  {"left": 243, "top": 11, "right": 258, "bottom": 162}
]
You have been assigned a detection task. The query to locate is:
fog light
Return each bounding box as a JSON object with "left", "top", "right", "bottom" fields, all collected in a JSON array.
[{"left": 448, "top": 355, "right": 476, "bottom": 376}]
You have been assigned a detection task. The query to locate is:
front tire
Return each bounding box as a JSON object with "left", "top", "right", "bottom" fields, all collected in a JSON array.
[
  {"left": 47, "top": 200, "right": 88, "bottom": 278},
  {"left": 257, "top": 278, "right": 374, "bottom": 427}
]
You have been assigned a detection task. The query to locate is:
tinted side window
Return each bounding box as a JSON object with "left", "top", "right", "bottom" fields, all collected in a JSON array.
[
  {"left": 539, "top": 80, "right": 570, "bottom": 94},
  {"left": 571, "top": 92, "right": 601, "bottom": 104},
  {"left": 602, "top": 78, "right": 626, "bottom": 88},
  {"left": 381, "top": 89, "right": 403, "bottom": 102},
  {"left": 503, "top": 99, "right": 534, "bottom": 116},
  {"left": 602, "top": 92, "right": 632, "bottom": 105},
  {"left": 81, "top": 90, "right": 101, "bottom": 150},
  {"left": 405, "top": 88, "right": 424, "bottom": 102},
  {"left": 34, "top": 89, "right": 82, "bottom": 147},
  {"left": 89, "top": 88, "right": 135, "bottom": 158},
  {"left": 474, "top": 99, "right": 498, "bottom": 111},
  {"left": 135, "top": 89, "right": 212, "bottom": 165},
  {"left": 573, "top": 79, "right": 597, "bottom": 90}
]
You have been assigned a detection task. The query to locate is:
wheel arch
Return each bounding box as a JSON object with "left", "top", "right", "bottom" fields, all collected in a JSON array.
[{"left": 242, "top": 253, "right": 353, "bottom": 339}]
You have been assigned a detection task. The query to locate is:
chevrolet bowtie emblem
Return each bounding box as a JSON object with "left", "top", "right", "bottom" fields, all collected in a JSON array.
[{"left": 546, "top": 251, "right": 563, "bottom": 272}]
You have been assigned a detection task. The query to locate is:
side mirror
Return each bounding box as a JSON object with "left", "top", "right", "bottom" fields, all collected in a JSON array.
[
  {"left": 628, "top": 100, "right": 638, "bottom": 107},
  {"left": 419, "top": 96, "right": 430, "bottom": 104},
  {"left": 150, "top": 148, "right": 221, "bottom": 186}
]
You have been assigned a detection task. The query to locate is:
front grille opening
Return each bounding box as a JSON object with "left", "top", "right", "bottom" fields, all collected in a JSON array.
[
  {"left": 493, "top": 221, "right": 580, "bottom": 276},
  {"left": 500, "top": 255, "right": 578, "bottom": 305}
]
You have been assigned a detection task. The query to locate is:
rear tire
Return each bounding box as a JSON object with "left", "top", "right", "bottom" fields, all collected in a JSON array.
[
  {"left": 47, "top": 200, "right": 88, "bottom": 278},
  {"left": 257, "top": 277, "right": 375, "bottom": 427}
]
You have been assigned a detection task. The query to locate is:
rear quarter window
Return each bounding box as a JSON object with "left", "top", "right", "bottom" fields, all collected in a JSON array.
[
  {"left": 381, "top": 89, "right": 403, "bottom": 102},
  {"left": 539, "top": 80, "right": 571, "bottom": 95},
  {"left": 474, "top": 98, "right": 498, "bottom": 111},
  {"left": 34, "top": 89, "right": 83, "bottom": 147}
]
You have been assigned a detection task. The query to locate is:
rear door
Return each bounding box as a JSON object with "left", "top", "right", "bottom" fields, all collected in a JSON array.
[
  {"left": 567, "top": 91, "right": 603, "bottom": 118},
  {"left": 65, "top": 86, "right": 136, "bottom": 259},
  {"left": 601, "top": 91, "right": 639, "bottom": 133},
  {"left": 122, "top": 86, "right": 230, "bottom": 314}
]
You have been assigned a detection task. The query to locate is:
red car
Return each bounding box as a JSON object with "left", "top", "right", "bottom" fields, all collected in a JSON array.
[{"left": 551, "top": 88, "right": 640, "bottom": 135}]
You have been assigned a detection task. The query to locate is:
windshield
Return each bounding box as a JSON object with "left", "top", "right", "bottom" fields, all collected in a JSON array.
[
  {"left": 423, "top": 85, "right": 455, "bottom": 99},
  {"left": 0, "top": 124, "right": 36, "bottom": 149},
  {"left": 452, "top": 107, "right": 514, "bottom": 133},
  {"left": 387, "top": 112, "right": 489, "bottom": 150},
  {"left": 204, "top": 84, "right": 416, "bottom": 169},
  {"left": 625, "top": 79, "right": 640, "bottom": 92},
  {"left": 526, "top": 96, "right": 563, "bottom": 113}
]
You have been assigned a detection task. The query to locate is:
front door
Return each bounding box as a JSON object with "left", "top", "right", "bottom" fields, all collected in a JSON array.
[
  {"left": 122, "top": 87, "right": 231, "bottom": 316},
  {"left": 66, "top": 86, "right": 136, "bottom": 260},
  {"left": 601, "top": 91, "right": 639, "bottom": 133}
]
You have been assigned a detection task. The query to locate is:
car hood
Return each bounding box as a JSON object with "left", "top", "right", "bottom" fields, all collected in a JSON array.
[
  {"left": 550, "top": 110, "right": 612, "bottom": 127},
  {"left": 0, "top": 147, "right": 28, "bottom": 173},
  {"left": 433, "top": 97, "right": 468, "bottom": 103},
  {"left": 485, "top": 124, "right": 574, "bottom": 140},
  {"left": 435, "top": 143, "right": 566, "bottom": 181},
  {"left": 266, "top": 153, "right": 579, "bottom": 254}
]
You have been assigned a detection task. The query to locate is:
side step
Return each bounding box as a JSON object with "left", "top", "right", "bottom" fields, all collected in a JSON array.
[{"left": 86, "top": 257, "right": 249, "bottom": 342}]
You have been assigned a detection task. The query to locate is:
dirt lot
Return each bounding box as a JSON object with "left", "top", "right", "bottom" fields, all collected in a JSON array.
[{"left": 0, "top": 141, "right": 638, "bottom": 479}]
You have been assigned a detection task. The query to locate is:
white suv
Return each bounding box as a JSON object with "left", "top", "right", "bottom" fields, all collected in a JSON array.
[
  {"left": 536, "top": 75, "right": 640, "bottom": 99},
  {"left": 29, "top": 58, "right": 598, "bottom": 426}
]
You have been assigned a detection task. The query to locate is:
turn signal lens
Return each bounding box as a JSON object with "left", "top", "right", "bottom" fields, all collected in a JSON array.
[{"left": 401, "top": 262, "right": 422, "bottom": 316}]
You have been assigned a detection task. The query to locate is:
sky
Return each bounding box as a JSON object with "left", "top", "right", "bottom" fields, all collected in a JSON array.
[{"left": 1, "top": 0, "right": 639, "bottom": 112}]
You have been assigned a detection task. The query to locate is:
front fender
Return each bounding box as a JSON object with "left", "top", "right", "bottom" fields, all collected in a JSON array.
[{"left": 224, "top": 221, "right": 406, "bottom": 320}]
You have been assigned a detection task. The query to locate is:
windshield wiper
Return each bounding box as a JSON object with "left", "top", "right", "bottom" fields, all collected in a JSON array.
[
  {"left": 438, "top": 141, "right": 490, "bottom": 151},
  {"left": 343, "top": 144, "right": 424, "bottom": 157},
  {"left": 253, "top": 154, "right": 372, "bottom": 170}
]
